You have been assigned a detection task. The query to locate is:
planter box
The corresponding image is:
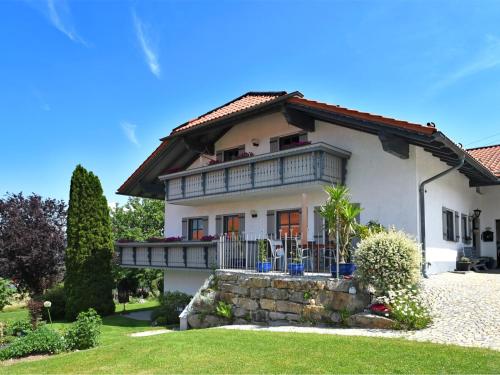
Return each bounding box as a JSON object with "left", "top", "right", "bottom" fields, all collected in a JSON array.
[
  {"left": 331, "top": 263, "right": 356, "bottom": 278},
  {"left": 287, "top": 263, "right": 304, "bottom": 276},
  {"left": 256, "top": 261, "right": 272, "bottom": 273},
  {"left": 456, "top": 262, "right": 471, "bottom": 271}
]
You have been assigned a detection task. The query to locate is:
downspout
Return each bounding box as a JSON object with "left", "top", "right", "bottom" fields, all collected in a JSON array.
[{"left": 419, "top": 156, "right": 465, "bottom": 277}]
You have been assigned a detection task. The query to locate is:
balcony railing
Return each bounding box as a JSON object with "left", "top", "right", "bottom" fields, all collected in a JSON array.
[
  {"left": 116, "top": 241, "right": 217, "bottom": 269},
  {"left": 160, "top": 142, "right": 350, "bottom": 202}
]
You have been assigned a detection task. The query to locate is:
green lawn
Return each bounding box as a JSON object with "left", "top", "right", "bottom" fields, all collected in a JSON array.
[{"left": 1, "top": 309, "right": 499, "bottom": 374}]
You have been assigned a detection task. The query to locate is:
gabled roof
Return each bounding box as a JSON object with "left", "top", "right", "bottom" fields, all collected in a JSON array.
[
  {"left": 467, "top": 144, "right": 500, "bottom": 177},
  {"left": 117, "top": 90, "right": 499, "bottom": 198}
]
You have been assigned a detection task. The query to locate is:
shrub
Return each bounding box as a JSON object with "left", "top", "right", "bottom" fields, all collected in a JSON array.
[
  {"left": 0, "top": 325, "right": 65, "bottom": 360},
  {"left": 41, "top": 284, "right": 66, "bottom": 321},
  {"left": 354, "top": 230, "right": 422, "bottom": 295},
  {"left": 9, "top": 319, "right": 32, "bottom": 336},
  {"left": 0, "top": 278, "right": 15, "bottom": 311},
  {"left": 378, "top": 287, "right": 432, "bottom": 330},
  {"left": 64, "top": 308, "right": 102, "bottom": 351},
  {"left": 152, "top": 291, "right": 192, "bottom": 325}
]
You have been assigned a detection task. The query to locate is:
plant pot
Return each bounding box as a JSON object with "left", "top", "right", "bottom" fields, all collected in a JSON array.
[
  {"left": 456, "top": 262, "right": 471, "bottom": 271},
  {"left": 287, "top": 263, "right": 304, "bottom": 276},
  {"left": 331, "top": 263, "right": 356, "bottom": 278},
  {"left": 256, "top": 261, "right": 272, "bottom": 273}
]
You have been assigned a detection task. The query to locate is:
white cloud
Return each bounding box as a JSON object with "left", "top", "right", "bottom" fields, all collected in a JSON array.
[
  {"left": 121, "top": 121, "right": 140, "bottom": 146},
  {"left": 132, "top": 10, "right": 161, "bottom": 78},
  {"left": 43, "top": 0, "right": 89, "bottom": 46},
  {"left": 432, "top": 35, "right": 500, "bottom": 92}
]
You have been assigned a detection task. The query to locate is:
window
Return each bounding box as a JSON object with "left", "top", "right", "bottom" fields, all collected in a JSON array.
[
  {"left": 279, "top": 134, "right": 301, "bottom": 150},
  {"left": 277, "top": 210, "right": 300, "bottom": 237},
  {"left": 442, "top": 207, "right": 458, "bottom": 242},
  {"left": 189, "top": 218, "right": 204, "bottom": 240},
  {"left": 224, "top": 215, "right": 240, "bottom": 236},
  {"left": 461, "top": 214, "right": 472, "bottom": 244},
  {"left": 216, "top": 145, "right": 245, "bottom": 162}
]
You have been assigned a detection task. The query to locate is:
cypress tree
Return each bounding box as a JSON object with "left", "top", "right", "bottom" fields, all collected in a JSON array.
[{"left": 65, "top": 165, "right": 115, "bottom": 320}]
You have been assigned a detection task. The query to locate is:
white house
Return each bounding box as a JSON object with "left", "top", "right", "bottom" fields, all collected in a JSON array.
[{"left": 117, "top": 91, "right": 500, "bottom": 294}]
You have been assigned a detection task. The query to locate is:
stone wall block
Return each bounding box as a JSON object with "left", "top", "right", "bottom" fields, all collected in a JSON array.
[
  {"left": 252, "top": 310, "right": 269, "bottom": 322},
  {"left": 269, "top": 311, "right": 286, "bottom": 320},
  {"left": 264, "top": 288, "right": 289, "bottom": 300},
  {"left": 276, "top": 301, "right": 303, "bottom": 314},
  {"left": 237, "top": 297, "right": 259, "bottom": 311},
  {"left": 259, "top": 298, "right": 276, "bottom": 311}
]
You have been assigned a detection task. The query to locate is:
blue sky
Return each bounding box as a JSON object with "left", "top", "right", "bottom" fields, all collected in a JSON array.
[{"left": 1, "top": 0, "right": 500, "bottom": 205}]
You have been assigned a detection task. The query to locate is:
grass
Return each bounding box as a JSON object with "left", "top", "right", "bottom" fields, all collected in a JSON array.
[
  {"left": 1, "top": 308, "right": 499, "bottom": 374},
  {"left": 114, "top": 299, "right": 159, "bottom": 313}
]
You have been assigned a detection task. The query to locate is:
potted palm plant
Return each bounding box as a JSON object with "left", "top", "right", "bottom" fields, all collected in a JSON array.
[
  {"left": 319, "top": 185, "right": 362, "bottom": 277},
  {"left": 256, "top": 239, "right": 272, "bottom": 272}
]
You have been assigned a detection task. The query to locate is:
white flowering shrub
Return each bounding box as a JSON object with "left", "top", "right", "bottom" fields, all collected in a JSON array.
[
  {"left": 354, "top": 230, "right": 422, "bottom": 295},
  {"left": 378, "top": 287, "right": 431, "bottom": 330}
]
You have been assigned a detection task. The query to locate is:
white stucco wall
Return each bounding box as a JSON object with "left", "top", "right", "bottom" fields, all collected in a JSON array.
[
  {"left": 480, "top": 185, "right": 500, "bottom": 260},
  {"left": 163, "top": 269, "right": 211, "bottom": 295},
  {"left": 415, "top": 147, "right": 483, "bottom": 274}
]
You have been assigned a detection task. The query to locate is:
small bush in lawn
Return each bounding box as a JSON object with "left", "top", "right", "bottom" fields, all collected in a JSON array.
[
  {"left": 0, "top": 325, "right": 65, "bottom": 360},
  {"left": 378, "top": 287, "right": 432, "bottom": 330},
  {"left": 8, "top": 319, "right": 33, "bottom": 337},
  {"left": 152, "top": 291, "right": 192, "bottom": 325},
  {"left": 41, "top": 284, "right": 66, "bottom": 321},
  {"left": 354, "top": 229, "right": 422, "bottom": 295},
  {"left": 64, "top": 308, "right": 102, "bottom": 351}
]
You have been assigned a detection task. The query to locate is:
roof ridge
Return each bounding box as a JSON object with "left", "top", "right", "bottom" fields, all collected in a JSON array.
[
  {"left": 466, "top": 143, "right": 500, "bottom": 151},
  {"left": 170, "top": 91, "right": 291, "bottom": 133}
]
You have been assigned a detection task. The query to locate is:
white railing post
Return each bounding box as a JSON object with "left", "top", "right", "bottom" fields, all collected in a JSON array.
[
  {"left": 245, "top": 233, "right": 248, "bottom": 270},
  {"left": 284, "top": 233, "right": 288, "bottom": 274}
]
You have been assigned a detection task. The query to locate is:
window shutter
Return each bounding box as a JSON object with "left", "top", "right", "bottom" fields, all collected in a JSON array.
[
  {"left": 467, "top": 216, "right": 473, "bottom": 244},
  {"left": 299, "top": 132, "right": 308, "bottom": 142},
  {"left": 442, "top": 208, "right": 447, "bottom": 240},
  {"left": 313, "top": 206, "right": 323, "bottom": 243},
  {"left": 239, "top": 213, "right": 245, "bottom": 235},
  {"left": 182, "top": 218, "right": 188, "bottom": 240},
  {"left": 202, "top": 216, "right": 209, "bottom": 237},
  {"left": 216, "top": 151, "right": 223, "bottom": 162},
  {"left": 267, "top": 210, "right": 276, "bottom": 238},
  {"left": 270, "top": 137, "right": 279, "bottom": 152},
  {"left": 454, "top": 211, "right": 460, "bottom": 242},
  {"left": 215, "top": 215, "right": 222, "bottom": 236}
]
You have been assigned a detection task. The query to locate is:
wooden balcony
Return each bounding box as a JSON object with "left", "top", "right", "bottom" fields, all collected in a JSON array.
[
  {"left": 160, "top": 142, "right": 350, "bottom": 204},
  {"left": 116, "top": 241, "right": 217, "bottom": 270}
]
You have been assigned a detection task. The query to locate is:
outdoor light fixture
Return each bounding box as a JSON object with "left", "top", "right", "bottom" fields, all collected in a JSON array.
[
  {"left": 250, "top": 210, "right": 257, "bottom": 218},
  {"left": 473, "top": 209, "right": 482, "bottom": 219},
  {"left": 251, "top": 138, "right": 260, "bottom": 147}
]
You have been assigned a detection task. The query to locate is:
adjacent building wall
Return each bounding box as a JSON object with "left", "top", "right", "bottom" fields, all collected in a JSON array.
[{"left": 480, "top": 185, "right": 500, "bottom": 260}]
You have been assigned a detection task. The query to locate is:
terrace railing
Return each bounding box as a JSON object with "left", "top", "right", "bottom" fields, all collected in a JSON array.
[
  {"left": 160, "top": 142, "right": 349, "bottom": 203},
  {"left": 116, "top": 241, "right": 217, "bottom": 270}
]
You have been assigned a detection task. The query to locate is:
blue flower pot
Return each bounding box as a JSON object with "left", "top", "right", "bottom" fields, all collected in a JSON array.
[
  {"left": 256, "top": 261, "right": 272, "bottom": 272},
  {"left": 331, "top": 263, "right": 356, "bottom": 278},
  {"left": 288, "top": 263, "right": 304, "bottom": 276}
]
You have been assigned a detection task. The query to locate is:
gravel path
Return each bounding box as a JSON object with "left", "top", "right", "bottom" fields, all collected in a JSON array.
[
  {"left": 219, "top": 272, "right": 500, "bottom": 351},
  {"left": 409, "top": 271, "right": 500, "bottom": 350}
]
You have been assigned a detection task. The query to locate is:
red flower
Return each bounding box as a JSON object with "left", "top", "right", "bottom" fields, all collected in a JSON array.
[{"left": 370, "top": 303, "right": 390, "bottom": 314}]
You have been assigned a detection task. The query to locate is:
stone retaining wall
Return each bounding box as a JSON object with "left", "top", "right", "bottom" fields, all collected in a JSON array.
[{"left": 187, "top": 271, "right": 373, "bottom": 329}]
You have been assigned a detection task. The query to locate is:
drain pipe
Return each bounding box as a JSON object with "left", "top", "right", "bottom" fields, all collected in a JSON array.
[{"left": 419, "top": 156, "right": 465, "bottom": 277}]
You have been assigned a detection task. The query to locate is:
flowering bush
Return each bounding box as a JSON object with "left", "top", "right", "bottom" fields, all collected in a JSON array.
[
  {"left": 354, "top": 230, "right": 421, "bottom": 295},
  {"left": 378, "top": 287, "right": 431, "bottom": 330},
  {"left": 200, "top": 235, "right": 217, "bottom": 241}
]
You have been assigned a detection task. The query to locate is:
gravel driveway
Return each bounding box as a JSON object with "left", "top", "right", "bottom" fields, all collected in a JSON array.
[{"left": 409, "top": 271, "right": 500, "bottom": 350}]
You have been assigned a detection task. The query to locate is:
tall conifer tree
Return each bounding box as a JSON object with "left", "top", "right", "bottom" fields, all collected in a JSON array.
[{"left": 65, "top": 165, "right": 115, "bottom": 320}]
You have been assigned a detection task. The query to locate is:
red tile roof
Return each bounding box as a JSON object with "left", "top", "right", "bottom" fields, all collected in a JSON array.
[
  {"left": 287, "top": 97, "right": 437, "bottom": 135},
  {"left": 172, "top": 92, "right": 289, "bottom": 133},
  {"left": 467, "top": 144, "right": 500, "bottom": 177}
]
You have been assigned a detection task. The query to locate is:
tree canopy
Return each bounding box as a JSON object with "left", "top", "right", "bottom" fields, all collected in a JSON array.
[
  {"left": 0, "top": 193, "right": 66, "bottom": 295},
  {"left": 65, "top": 165, "right": 115, "bottom": 320}
]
